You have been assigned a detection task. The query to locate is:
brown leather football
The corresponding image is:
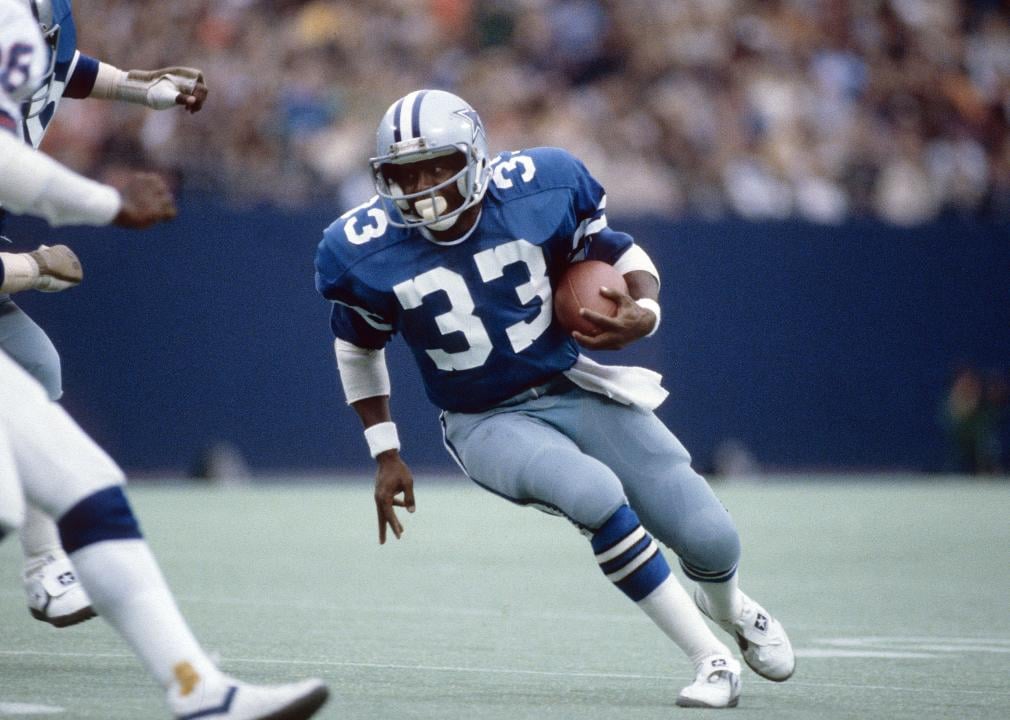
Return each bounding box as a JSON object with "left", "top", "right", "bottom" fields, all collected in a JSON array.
[{"left": 554, "top": 260, "right": 628, "bottom": 336}]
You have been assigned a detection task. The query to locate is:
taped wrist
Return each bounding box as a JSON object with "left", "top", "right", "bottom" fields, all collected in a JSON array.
[
  {"left": 91, "top": 62, "right": 200, "bottom": 109},
  {"left": 635, "top": 298, "right": 661, "bottom": 337},
  {"left": 0, "top": 252, "right": 40, "bottom": 293},
  {"left": 364, "top": 422, "right": 400, "bottom": 459}
]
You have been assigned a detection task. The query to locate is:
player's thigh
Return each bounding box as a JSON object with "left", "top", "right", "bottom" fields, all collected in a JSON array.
[
  {"left": 443, "top": 409, "right": 627, "bottom": 529},
  {"left": 577, "top": 396, "right": 740, "bottom": 566},
  {"left": 0, "top": 430, "right": 27, "bottom": 534},
  {"left": 0, "top": 354, "right": 123, "bottom": 520},
  {"left": 0, "top": 298, "right": 62, "bottom": 400}
]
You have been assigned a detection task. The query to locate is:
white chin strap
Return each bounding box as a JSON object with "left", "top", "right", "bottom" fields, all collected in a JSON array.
[{"left": 414, "top": 196, "right": 458, "bottom": 231}]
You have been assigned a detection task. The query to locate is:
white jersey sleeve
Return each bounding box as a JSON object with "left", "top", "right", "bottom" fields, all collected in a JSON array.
[
  {"left": 0, "top": 131, "right": 121, "bottom": 226},
  {"left": 0, "top": 2, "right": 120, "bottom": 226}
]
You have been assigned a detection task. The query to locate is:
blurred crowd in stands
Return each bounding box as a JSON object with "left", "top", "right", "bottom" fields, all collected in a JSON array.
[{"left": 55, "top": 0, "right": 1010, "bottom": 223}]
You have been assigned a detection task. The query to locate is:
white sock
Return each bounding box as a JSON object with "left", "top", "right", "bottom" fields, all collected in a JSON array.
[
  {"left": 637, "top": 575, "right": 731, "bottom": 666},
  {"left": 20, "top": 504, "right": 64, "bottom": 573},
  {"left": 70, "top": 539, "right": 220, "bottom": 689},
  {"left": 696, "top": 573, "right": 743, "bottom": 624}
]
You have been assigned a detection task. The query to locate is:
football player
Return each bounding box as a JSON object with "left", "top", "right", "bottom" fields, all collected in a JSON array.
[
  {"left": 0, "top": 0, "right": 207, "bottom": 628},
  {"left": 0, "top": 349, "right": 330, "bottom": 720},
  {"left": 315, "top": 89, "right": 796, "bottom": 708},
  {"left": 0, "top": 3, "right": 329, "bottom": 718}
]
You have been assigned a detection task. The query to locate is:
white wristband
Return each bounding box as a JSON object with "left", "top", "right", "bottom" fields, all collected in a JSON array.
[
  {"left": 635, "top": 298, "right": 661, "bottom": 337},
  {"left": 364, "top": 421, "right": 400, "bottom": 459}
]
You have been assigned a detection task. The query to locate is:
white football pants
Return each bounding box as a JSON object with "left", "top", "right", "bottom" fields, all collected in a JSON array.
[{"left": 0, "top": 349, "right": 124, "bottom": 534}]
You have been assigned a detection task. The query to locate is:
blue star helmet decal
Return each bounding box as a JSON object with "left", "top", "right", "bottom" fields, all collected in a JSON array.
[{"left": 454, "top": 107, "right": 485, "bottom": 144}]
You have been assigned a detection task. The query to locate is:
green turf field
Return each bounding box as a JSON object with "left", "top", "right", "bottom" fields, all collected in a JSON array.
[{"left": 1, "top": 477, "right": 1008, "bottom": 719}]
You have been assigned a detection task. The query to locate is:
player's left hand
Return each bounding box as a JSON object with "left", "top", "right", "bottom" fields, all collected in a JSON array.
[
  {"left": 29, "top": 244, "right": 83, "bottom": 292},
  {"left": 572, "top": 288, "right": 658, "bottom": 350},
  {"left": 374, "top": 451, "right": 416, "bottom": 545}
]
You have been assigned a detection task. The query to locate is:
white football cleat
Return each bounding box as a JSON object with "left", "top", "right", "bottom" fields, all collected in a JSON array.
[
  {"left": 676, "top": 654, "right": 742, "bottom": 708},
  {"left": 24, "top": 552, "right": 96, "bottom": 628},
  {"left": 694, "top": 589, "right": 795, "bottom": 682},
  {"left": 168, "top": 671, "right": 329, "bottom": 720}
]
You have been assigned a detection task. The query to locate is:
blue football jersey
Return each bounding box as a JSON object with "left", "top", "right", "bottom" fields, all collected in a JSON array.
[{"left": 315, "top": 146, "right": 636, "bottom": 412}]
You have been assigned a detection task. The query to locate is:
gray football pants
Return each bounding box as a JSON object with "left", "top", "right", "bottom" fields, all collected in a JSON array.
[
  {"left": 0, "top": 296, "right": 62, "bottom": 400},
  {"left": 441, "top": 379, "right": 741, "bottom": 578}
]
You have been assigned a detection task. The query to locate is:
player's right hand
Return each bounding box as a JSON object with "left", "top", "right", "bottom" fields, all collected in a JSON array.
[
  {"left": 112, "top": 173, "right": 177, "bottom": 229},
  {"left": 29, "top": 244, "right": 83, "bottom": 292},
  {"left": 374, "top": 452, "right": 416, "bottom": 545}
]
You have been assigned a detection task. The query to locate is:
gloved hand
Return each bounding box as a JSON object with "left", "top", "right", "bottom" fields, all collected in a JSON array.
[
  {"left": 126, "top": 66, "right": 208, "bottom": 112},
  {"left": 29, "top": 244, "right": 83, "bottom": 292}
]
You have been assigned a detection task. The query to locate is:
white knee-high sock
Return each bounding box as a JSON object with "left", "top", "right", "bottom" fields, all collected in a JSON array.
[
  {"left": 638, "top": 575, "right": 732, "bottom": 666},
  {"left": 70, "top": 539, "right": 220, "bottom": 689},
  {"left": 19, "top": 503, "right": 63, "bottom": 570},
  {"left": 696, "top": 573, "right": 743, "bottom": 623}
]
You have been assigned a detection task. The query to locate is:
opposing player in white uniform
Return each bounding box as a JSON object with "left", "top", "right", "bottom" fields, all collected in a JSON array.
[
  {"left": 0, "top": 4, "right": 330, "bottom": 717},
  {"left": 0, "top": 350, "right": 329, "bottom": 720},
  {"left": 315, "top": 90, "right": 796, "bottom": 708},
  {"left": 0, "top": 0, "right": 208, "bottom": 628}
]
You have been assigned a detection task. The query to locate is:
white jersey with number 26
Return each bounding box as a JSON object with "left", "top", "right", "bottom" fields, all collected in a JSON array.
[{"left": 0, "top": 0, "right": 45, "bottom": 134}]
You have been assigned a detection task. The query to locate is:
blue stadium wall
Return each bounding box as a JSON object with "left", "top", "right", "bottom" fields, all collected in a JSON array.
[{"left": 8, "top": 202, "right": 1008, "bottom": 475}]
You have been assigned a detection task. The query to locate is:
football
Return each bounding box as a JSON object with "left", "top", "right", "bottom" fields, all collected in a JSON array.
[{"left": 553, "top": 260, "right": 628, "bottom": 336}]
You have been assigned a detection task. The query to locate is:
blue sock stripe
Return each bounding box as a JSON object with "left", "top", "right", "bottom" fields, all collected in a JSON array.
[
  {"left": 58, "top": 486, "right": 142, "bottom": 555},
  {"left": 590, "top": 506, "right": 673, "bottom": 603},
  {"left": 599, "top": 534, "right": 653, "bottom": 576},
  {"left": 176, "top": 686, "right": 237, "bottom": 720},
  {"left": 590, "top": 505, "right": 641, "bottom": 555},
  {"left": 615, "top": 547, "right": 671, "bottom": 602},
  {"left": 679, "top": 558, "right": 738, "bottom": 583}
]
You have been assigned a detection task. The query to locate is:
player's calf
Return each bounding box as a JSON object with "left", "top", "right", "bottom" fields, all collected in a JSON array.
[
  {"left": 591, "top": 504, "right": 671, "bottom": 601},
  {"left": 56, "top": 484, "right": 143, "bottom": 554}
]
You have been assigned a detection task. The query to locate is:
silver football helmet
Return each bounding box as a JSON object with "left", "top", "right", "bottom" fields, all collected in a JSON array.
[
  {"left": 16, "top": 0, "right": 60, "bottom": 118},
  {"left": 371, "top": 89, "right": 491, "bottom": 231}
]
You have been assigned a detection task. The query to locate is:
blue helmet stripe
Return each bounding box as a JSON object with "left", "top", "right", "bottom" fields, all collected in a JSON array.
[
  {"left": 391, "top": 97, "right": 405, "bottom": 142},
  {"left": 410, "top": 90, "right": 429, "bottom": 139}
]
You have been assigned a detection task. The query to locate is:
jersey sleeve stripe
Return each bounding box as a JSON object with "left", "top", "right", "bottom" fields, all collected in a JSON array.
[
  {"left": 572, "top": 213, "right": 609, "bottom": 249},
  {"left": 331, "top": 299, "right": 392, "bottom": 331}
]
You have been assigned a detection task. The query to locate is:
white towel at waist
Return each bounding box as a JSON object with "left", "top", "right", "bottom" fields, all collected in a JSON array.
[{"left": 562, "top": 354, "right": 668, "bottom": 411}]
